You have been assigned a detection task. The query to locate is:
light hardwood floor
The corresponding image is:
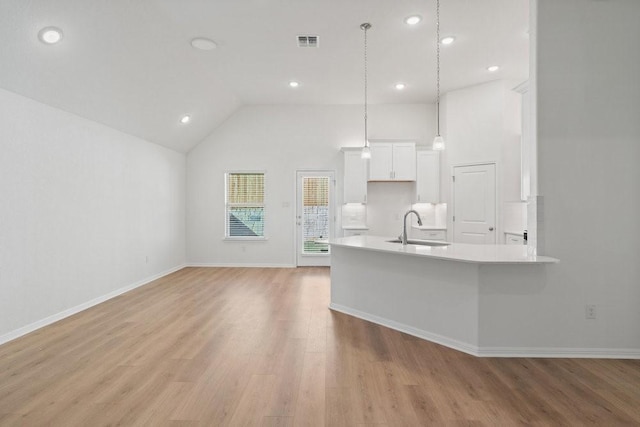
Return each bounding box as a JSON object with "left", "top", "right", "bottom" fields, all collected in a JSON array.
[{"left": 1, "top": 267, "right": 639, "bottom": 426}]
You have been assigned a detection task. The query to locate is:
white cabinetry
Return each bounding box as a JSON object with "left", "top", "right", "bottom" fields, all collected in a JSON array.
[
  {"left": 343, "top": 228, "right": 368, "bottom": 237},
  {"left": 416, "top": 150, "right": 440, "bottom": 203},
  {"left": 505, "top": 232, "right": 525, "bottom": 245},
  {"left": 342, "top": 148, "right": 368, "bottom": 203},
  {"left": 368, "top": 142, "right": 416, "bottom": 181},
  {"left": 414, "top": 229, "right": 446, "bottom": 241}
]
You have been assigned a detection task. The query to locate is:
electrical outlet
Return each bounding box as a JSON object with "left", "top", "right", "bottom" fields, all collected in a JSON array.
[
  {"left": 241, "top": 246, "right": 246, "bottom": 252},
  {"left": 585, "top": 304, "right": 597, "bottom": 319},
  {"left": 145, "top": 255, "right": 149, "bottom": 264}
]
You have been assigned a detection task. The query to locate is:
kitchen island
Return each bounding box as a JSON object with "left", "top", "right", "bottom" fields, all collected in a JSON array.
[{"left": 328, "top": 235, "right": 558, "bottom": 357}]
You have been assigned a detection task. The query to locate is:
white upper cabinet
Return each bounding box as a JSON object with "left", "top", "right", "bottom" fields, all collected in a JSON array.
[
  {"left": 342, "top": 148, "right": 368, "bottom": 203},
  {"left": 368, "top": 143, "right": 393, "bottom": 180},
  {"left": 392, "top": 143, "right": 417, "bottom": 181},
  {"left": 416, "top": 150, "right": 440, "bottom": 203},
  {"left": 368, "top": 141, "right": 416, "bottom": 181}
]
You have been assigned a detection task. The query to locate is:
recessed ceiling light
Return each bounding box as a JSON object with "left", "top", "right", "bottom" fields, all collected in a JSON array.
[
  {"left": 487, "top": 65, "right": 500, "bottom": 72},
  {"left": 190, "top": 37, "right": 217, "bottom": 51},
  {"left": 404, "top": 15, "right": 422, "bottom": 26},
  {"left": 289, "top": 81, "right": 300, "bottom": 88},
  {"left": 38, "top": 27, "right": 63, "bottom": 44},
  {"left": 441, "top": 36, "right": 455, "bottom": 45},
  {"left": 395, "top": 83, "right": 406, "bottom": 90},
  {"left": 180, "top": 115, "right": 191, "bottom": 124}
]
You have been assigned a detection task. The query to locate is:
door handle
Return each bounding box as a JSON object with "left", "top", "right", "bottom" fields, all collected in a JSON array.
[{"left": 489, "top": 227, "right": 494, "bottom": 231}]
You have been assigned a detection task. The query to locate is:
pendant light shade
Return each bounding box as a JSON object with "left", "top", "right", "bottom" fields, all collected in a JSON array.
[
  {"left": 433, "top": 0, "right": 445, "bottom": 151},
  {"left": 360, "top": 23, "right": 372, "bottom": 159},
  {"left": 432, "top": 136, "right": 445, "bottom": 151}
]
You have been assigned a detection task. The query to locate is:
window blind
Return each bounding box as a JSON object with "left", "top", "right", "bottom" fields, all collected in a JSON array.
[
  {"left": 302, "top": 176, "right": 330, "bottom": 254},
  {"left": 225, "top": 173, "right": 265, "bottom": 238}
]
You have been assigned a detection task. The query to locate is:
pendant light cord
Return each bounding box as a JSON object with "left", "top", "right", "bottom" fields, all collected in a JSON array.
[
  {"left": 361, "top": 23, "right": 371, "bottom": 148},
  {"left": 436, "top": 0, "right": 441, "bottom": 137}
]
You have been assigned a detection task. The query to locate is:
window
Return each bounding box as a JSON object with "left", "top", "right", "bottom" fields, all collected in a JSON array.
[
  {"left": 302, "top": 176, "right": 330, "bottom": 254},
  {"left": 225, "top": 172, "right": 265, "bottom": 239}
]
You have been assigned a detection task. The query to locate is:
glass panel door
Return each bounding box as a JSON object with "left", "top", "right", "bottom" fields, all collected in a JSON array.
[{"left": 296, "top": 171, "right": 334, "bottom": 266}]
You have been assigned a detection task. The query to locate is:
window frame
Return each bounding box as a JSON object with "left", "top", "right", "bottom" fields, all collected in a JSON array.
[{"left": 224, "top": 171, "right": 267, "bottom": 241}]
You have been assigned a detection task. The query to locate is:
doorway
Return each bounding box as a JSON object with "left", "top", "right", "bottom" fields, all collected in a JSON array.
[
  {"left": 296, "top": 170, "right": 335, "bottom": 266},
  {"left": 452, "top": 163, "right": 496, "bottom": 244}
]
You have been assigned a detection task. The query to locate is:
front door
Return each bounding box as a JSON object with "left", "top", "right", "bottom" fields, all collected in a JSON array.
[
  {"left": 296, "top": 171, "right": 335, "bottom": 266},
  {"left": 452, "top": 163, "right": 496, "bottom": 244}
]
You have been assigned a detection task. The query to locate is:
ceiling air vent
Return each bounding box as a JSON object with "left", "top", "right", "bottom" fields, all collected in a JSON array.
[{"left": 297, "top": 35, "right": 319, "bottom": 48}]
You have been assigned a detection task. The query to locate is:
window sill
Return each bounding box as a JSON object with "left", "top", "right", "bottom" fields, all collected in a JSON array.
[{"left": 223, "top": 237, "right": 268, "bottom": 242}]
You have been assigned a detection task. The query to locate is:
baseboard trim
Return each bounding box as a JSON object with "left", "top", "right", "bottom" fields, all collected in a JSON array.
[
  {"left": 329, "top": 303, "right": 640, "bottom": 359},
  {"left": 328, "top": 302, "right": 480, "bottom": 357},
  {"left": 476, "top": 347, "right": 640, "bottom": 359},
  {"left": 187, "top": 263, "right": 296, "bottom": 268},
  {"left": 0, "top": 264, "right": 187, "bottom": 346}
]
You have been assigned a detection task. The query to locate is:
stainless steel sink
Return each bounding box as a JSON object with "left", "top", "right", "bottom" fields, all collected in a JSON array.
[{"left": 386, "top": 239, "right": 450, "bottom": 247}]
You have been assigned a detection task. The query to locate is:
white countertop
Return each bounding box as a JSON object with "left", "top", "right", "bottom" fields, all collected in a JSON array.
[{"left": 329, "top": 235, "right": 558, "bottom": 264}]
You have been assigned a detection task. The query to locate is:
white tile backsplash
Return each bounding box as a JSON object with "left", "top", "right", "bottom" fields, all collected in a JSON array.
[
  {"left": 411, "top": 202, "right": 447, "bottom": 228},
  {"left": 504, "top": 201, "right": 527, "bottom": 233},
  {"left": 341, "top": 203, "right": 367, "bottom": 228}
]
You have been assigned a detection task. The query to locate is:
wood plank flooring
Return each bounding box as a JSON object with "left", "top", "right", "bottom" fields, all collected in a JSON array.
[{"left": 1, "top": 267, "right": 639, "bottom": 426}]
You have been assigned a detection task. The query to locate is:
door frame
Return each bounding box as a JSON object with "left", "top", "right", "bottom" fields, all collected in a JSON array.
[
  {"left": 450, "top": 161, "right": 498, "bottom": 244},
  {"left": 295, "top": 169, "right": 336, "bottom": 267}
]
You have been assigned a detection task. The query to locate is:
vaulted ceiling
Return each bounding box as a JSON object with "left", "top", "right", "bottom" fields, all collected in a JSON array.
[{"left": 0, "top": 0, "right": 529, "bottom": 152}]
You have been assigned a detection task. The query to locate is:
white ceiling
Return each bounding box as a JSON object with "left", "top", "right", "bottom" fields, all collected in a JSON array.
[{"left": 0, "top": 0, "right": 529, "bottom": 152}]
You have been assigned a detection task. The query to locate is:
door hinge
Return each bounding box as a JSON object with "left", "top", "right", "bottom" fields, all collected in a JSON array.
[
  {"left": 453, "top": 215, "right": 456, "bottom": 222},
  {"left": 452, "top": 175, "right": 456, "bottom": 182}
]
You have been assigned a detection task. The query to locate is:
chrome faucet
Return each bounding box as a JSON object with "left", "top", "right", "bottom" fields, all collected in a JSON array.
[{"left": 400, "top": 209, "right": 422, "bottom": 245}]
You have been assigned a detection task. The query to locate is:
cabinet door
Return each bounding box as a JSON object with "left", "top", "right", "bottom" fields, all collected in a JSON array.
[
  {"left": 392, "top": 143, "right": 416, "bottom": 181},
  {"left": 344, "top": 229, "right": 368, "bottom": 237},
  {"left": 369, "top": 143, "right": 393, "bottom": 181},
  {"left": 416, "top": 150, "right": 440, "bottom": 203},
  {"left": 505, "top": 233, "right": 524, "bottom": 245},
  {"left": 343, "top": 150, "right": 368, "bottom": 203},
  {"left": 417, "top": 229, "right": 446, "bottom": 241}
]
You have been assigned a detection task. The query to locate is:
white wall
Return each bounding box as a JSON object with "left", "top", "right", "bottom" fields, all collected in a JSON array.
[
  {"left": 440, "top": 80, "right": 523, "bottom": 240},
  {"left": 0, "top": 88, "right": 186, "bottom": 341},
  {"left": 187, "top": 104, "right": 434, "bottom": 266},
  {"left": 478, "top": 0, "right": 640, "bottom": 354},
  {"left": 532, "top": 0, "right": 640, "bottom": 351}
]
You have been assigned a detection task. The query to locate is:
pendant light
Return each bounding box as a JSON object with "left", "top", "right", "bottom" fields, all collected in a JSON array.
[
  {"left": 432, "top": 0, "right": 445, "bottom": 151},
  {"left": 360, "top": 23, "right": 372, "bottom": 159}
]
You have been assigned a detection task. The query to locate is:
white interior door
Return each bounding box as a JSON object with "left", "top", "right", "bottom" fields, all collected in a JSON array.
[
  {"left": 453, "top": 163, "right": 496, "bottom": 244},
  {"left": 296, "top": 171, "right": 335, "bottom": 266}
]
